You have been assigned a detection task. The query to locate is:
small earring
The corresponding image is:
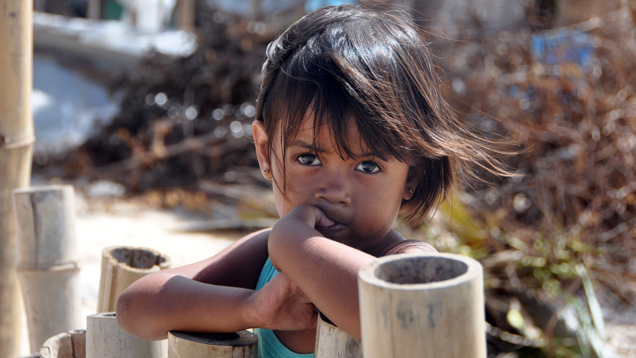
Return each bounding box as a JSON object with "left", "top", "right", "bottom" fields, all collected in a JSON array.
[
  {"left": 264, "top": 169, "right": 269, "bottom": 174},
  {"left": 409, "top": 189, "right": 414, "bottom": 194}
]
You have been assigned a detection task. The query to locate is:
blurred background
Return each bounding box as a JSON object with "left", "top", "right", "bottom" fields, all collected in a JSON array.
[{"left": 15, "top": 0, "right": 636, "bottom": 356}]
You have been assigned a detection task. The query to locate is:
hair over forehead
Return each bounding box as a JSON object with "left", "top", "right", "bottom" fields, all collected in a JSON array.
[
  {"left": 257, "top": 5, "right": 440, "bottom": 164},
  {"left": 254, "top": 5, "right": 512, "bottom": 224}
]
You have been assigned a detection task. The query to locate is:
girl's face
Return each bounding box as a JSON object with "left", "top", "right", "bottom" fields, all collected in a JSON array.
[{"left": 253, "top": 112, "right": 417, "bottom": 253}]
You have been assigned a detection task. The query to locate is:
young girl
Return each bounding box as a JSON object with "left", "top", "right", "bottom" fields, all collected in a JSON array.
[{"left": 117, "top": 5, "right": 504, "bottom": 357}]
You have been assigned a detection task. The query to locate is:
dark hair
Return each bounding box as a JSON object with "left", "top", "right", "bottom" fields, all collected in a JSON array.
[{"left": 255, "top": 4, "right": 510, "bottom": 225}]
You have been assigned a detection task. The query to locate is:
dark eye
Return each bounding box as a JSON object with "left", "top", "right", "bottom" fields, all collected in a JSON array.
[
  {"left": 297, "top": 154, "right": 322, "bottom": 166},
  {"left": 356, "top": 161, "right": 380, "bottom": 173}
]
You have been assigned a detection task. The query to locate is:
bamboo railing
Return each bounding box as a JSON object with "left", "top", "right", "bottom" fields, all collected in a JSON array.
[{"left": 30, "top": 253, "right": 486, "bottom": 358}]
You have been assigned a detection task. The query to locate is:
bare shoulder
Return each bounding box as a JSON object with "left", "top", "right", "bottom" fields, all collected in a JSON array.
[
  {"left": 382, "top": 239, "right": 438, "bottom": 256},
  {"left": 162, "top": 228, "right": 271, "bottom": 289},
  {"left": 398, "top": 242, "right": 438, "bottom": 255}
]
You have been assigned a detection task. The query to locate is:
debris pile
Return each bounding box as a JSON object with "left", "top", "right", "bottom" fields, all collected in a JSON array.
[
  {"left": 417, "top": 7, "right": 636, "bottom": 356},
  {"left": 35, "top": 3, "right": 281, "bottom": 192}
]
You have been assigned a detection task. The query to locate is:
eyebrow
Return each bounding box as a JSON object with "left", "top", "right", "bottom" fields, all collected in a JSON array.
[
  {"left": 287, "top": 139, "right": 314, "bottom": 150},
  {"left": 287, "top": 138, "right": 384, "bottom": 160},
  {"left": 288, "top": 139, "right": 335, "bottom": 155}
]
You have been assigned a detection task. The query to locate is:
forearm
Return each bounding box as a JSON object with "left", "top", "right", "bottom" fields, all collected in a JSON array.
[
  {"left": 269, "top": 217, "right": 374, "bottom": 338},
  {"left": 117, "top": 272, "right": 258, "bottom": 340}
]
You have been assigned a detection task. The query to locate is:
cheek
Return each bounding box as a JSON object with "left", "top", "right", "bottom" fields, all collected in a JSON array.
[
  {"left": 271, "top": 173, "right": 314, "bottom": 217},
  {"left": 355, "top": 187, "right": 402, "bottom": 222},
  {"left": 272, "top": 189, "right": 287, "bottom": 217}
]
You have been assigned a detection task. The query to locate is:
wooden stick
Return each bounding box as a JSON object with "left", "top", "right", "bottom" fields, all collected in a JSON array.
[
  {"left": 97, "top": 246, "right": 171, "bottom": 313},
  {"left": 86, "top": 313, "right": 167, "bottom": 358},
  {"left": 86, "top": 0, "right": 101, "bottom": 20},
  {"left": 12, "top": 185, "right": 77, "bottom": 269},
  {"left": 173, "top": 217, "right": 277, "bottom": 233},
  {"left": 168, "top": 330, "right": 258, "bottom": 358},
  {"left": 97, "top": 134, "right": 227, "bottom": 177},
  {"left": 358, "top": 253, "right": 486, "bottom": 358},
  {"left": 314, "top": 314, "right": 361, "bottom": 358},
  {"left": 40, "top": 329, "right": 86, "bottom": 358},
  {"left": 0, "top": 0, "right": 34, "bottom": 354},
  {"left": 176, "top": 0, "right": 195, "bottom": 32},
  {"left": 17, "top": 262, "right": 84, "bottom": 353}
]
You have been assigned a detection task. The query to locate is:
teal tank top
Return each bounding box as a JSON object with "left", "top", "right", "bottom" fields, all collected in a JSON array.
[{"left": 254, "top": 258, "right": 315, "bottom": 358}]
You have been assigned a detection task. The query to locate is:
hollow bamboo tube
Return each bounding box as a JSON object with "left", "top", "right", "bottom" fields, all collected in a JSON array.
[
  {"left": 86, "top": 312, "right": 167, "bottom": 358},
  {"left": 0, "top": 0, "right": 34, "bottom": 355},
  {"left": 168, "top": 330, "right": 258, "bottom": 358},
  {"left": 358, "top": 253, "right": 486, "bottom": 358},
  {"left": 12, "top": 185, "right": 82, "bottom": 353},
  {"left": 17, "top": 262, "right": 84, "bottom": 353},
  {"left": 40, "top": 329, "right": 86, "bottom": 358},
  {"left": 314, "top": 314, "right": 361, "bottom": 358},
  {"left": 97, "top": 246, "right": 171, "bottom": 313},
  {"left": 12, "top": 185, "right": 77, "bottom": 269}
]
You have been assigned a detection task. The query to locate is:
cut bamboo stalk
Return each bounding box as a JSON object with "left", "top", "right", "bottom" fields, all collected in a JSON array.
[
  {"left": 97, "top": 246, "right": 171, "bottom": 313},
  {"left": 86, "top": 312, "right": 167, "bottom": 358},
  {"left": 168, "top": 330, "right": 258, "bottom": 358},
  {"left": 13, "top": 185, "right": 82, "bottom": 353},
  {"left": 0, "top": 0, "right": 34, "bottom": 354},
  {"left": 40, "top": 329, "right": 86, "bottom": 358},
  {"left": 12, "top": 185, "right": 77, "bottom": 269},
  {"left": 17, "top": 262, "right": 84, "bottom": 353},
  {"left": 314, "top": 314, "right": 361, "bottom": 358},
  {"left": 358, "top": 253, "right": 486, "bottom": 358}
]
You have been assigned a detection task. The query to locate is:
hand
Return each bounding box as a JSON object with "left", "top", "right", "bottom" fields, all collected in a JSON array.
[
  {"left": 248, "top": 271, "right": 318, "bottom": 331},
  {"left": 286, "top": 204, "right": 335, "bottom": 228},
  {"left": 270, "top": 204, "right": 331, "bottom": 271}
]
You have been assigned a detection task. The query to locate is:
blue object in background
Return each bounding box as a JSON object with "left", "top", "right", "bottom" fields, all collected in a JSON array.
[
  {"left": 531, "top": 30, "right": 595, "bottom": 71},
  {"left": 305, "top": 0, "right": 356, "bottom": 13}
]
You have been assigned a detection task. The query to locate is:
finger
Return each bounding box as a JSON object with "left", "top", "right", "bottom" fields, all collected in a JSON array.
[{"left": 315, "top": 213, "right": 335, "bottom": 227}]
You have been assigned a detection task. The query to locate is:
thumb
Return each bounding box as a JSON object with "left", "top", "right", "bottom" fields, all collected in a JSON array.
[{"left": 315, "top": 213, "right": 335, "bottom": 227}]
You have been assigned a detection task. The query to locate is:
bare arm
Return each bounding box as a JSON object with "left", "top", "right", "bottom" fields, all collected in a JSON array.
[
  {"left": 117, "top": 273, "right": 259, "bottom": 340},
  {"left": 117, "top": 229, "right": 317, "bottom": 340},
  {"left": 268, "top": 205, "right": 436, "bottom": 339}
]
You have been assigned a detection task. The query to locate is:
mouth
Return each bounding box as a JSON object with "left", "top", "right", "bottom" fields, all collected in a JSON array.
[{"left": 315, "top": 219, "right": 348, "bottom": 237}]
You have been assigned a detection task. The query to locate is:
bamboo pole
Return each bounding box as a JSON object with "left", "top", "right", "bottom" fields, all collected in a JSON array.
[
  {"left": 40, "top": 329, "right": 86, "bottom": 358},
  {"left": 314, "top": 314, "right": 361, "bottom": 358},
  {"left": 358, "top": 253, "right": 486, "bottom": 358},
  {"left": 176, "top": 0, "right": 195, "bottom": 32},
  {"left": 86, "top": 312, "right": 167, "bottom": 358},
  {"left": 87, "top": 0, "right": 101, "bottom": 20},
  {"left": 168, "top": 330, "right": 258, "bottom": 358},
  {"left": 12, "top": 185, "right": 78, "bottom": 269},
  {"left": 97, "top": 246, "right": 171, "bottom": 313},
  {"left": 0, "top": 0, "right": 34, "bottom": 354}
]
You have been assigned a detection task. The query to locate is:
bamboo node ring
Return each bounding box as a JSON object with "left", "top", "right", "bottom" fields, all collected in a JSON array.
[{"left": 0, "top": 136, "right": 36, "bottom": 150}]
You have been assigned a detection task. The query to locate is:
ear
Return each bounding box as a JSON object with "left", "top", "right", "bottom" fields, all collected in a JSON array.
[
  {"left": 252, "top": 120, "right": 272, "bottom": 180},
  {"left": 402, "top": 167, "right": 419, "bottom": 200}
]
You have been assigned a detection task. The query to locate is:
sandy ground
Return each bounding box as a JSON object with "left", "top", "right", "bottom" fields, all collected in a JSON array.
[{"left": 15, "top": 181, "right": 636, "bottom": 357}]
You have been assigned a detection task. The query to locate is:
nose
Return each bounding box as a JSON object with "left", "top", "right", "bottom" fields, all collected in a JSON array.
[{"left": 315, "top": 172, "right": 352, "bottom": 206}]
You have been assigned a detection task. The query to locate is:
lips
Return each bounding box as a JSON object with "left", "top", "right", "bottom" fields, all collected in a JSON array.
[
  {"left": 315, "top": 212, "right": 348, "bottom": 237},
  {"left": 315, "top": 221, "right": 348, "bottom": 236}
]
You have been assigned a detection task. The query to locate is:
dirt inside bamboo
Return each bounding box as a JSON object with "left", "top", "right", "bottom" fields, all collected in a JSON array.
[
  {"left": 110, "top": 248, "right": 168, "bottom": 269},
  {"left": 375, "top": 256, "right": 469, "bottom": 285}
]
